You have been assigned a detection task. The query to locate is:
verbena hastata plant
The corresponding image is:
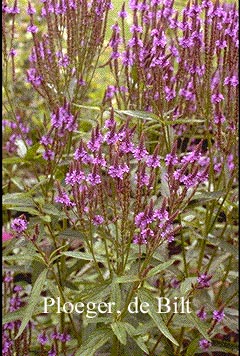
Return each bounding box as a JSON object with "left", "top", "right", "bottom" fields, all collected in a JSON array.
[
  {"left": 2, "top": 0, "right": 238, "bottom": 356},
  {"left": 26, "top": 0, "right": 112, "bottom": 107},
  {"left": 108, "top": 0, "right": 238, "bottom": 157}
]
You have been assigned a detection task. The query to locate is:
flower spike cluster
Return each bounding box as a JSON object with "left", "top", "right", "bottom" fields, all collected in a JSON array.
[{"left": 55, "top": 114, "right": 209, "bottom": 254}]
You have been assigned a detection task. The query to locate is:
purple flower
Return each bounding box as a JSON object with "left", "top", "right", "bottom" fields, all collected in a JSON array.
[
  {"left": 199, "top": 339, "right": 211, "bottom": 350},
  {"left": 170, "top": 278, "right": 180, "bottom": 288},
  {"left": 48, "top": 345, "right": 57, "bottom": 356},
  {"left": 196, "top": 273, "right": 212, "bottom": 289},
  {"left": 65, "top": 170, "right": 85, "bottom": 186},
  {"left": 133, "top": 142, "right": 148, "bottom": 161},
  {"left": 27, "top": 24, "right": 38, "bottom": 33},
  {"left": 55, "top": 191, "right": 75, "bottom": 207},
  {"left": 133, "top": 233, "right": 147, "bottom": 245},
  {"left": 9, "top": 48, "right": 17, "bottom": 57},
  {"left": 87, "top": 127, "right": 103, "bottom": 152},
  {"left": 40, "top": 136, "right": 53, "bottom": 146},
  {"left": 213, "top": 309, "right": 225, "bottom": 322},
  {"left": 6, "top": 5, "right": 20, "bottom": 14},
  {"left": 105, "top": 85, "right": 117, "bottom": 99},
  {"left": 165, "top": 153, "right": 178, "bottom": 166},
  {"left": 27, "top": 3, "right": 36, "bottom": 15},
  {"left": 74, "top": 142, "right": 90, "bottom": 162},
  {"left": 51, "top": 106, "right": 77, "bottom": 135},
  {"left": 86, "top": 172, "right": 101, "bottom": 186},
  {"left": 9, "top": 295, "right": 22, "bottom": 312},
  {"left": 211, "top": 92, "right": 224, "bottom": 104},
  {"left": 27, "top": 68, "right": 42, "bottom": 86},
  {"left": 197, "top": 308, "right": 207, "bottom": 321},
  {"left": 43, "top": 149, "right": 55, "bottom": 161},
  {"left": 58, "top": 332, "right": 71, "bottom": 342},
  {"left": 214, "top": 112, "right": 225, "bottom": 124},
  {"left": 11, "top": 217, "right": 28, "bottom": 234},
  {"left": 3, "top": 272, "right": 13, "bottom": 283},
  {"left": 118, "top": 9, "right": 128, "bottom": 18},
  {"left": 224, "top": 75, "right": 238, "bottom": 86},
  {"left": 93, "top": 215, "right": 104, "bottom": 225},
  {"left": 146, "top": 154, "right": 161, "bottom": 168},
  {"left": 108, "top": 163, "right": 129, "bottom": 180},
  {"left": 104, "top": 124, "right": 120, "bottom": 145},
  {"left": 38, "top": 332, "right": 48, "bottom": 346}
]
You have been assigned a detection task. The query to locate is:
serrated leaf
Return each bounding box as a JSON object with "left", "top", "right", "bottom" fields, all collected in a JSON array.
[
  {"left": 6, "top": 205, "right": 40, "bottom": 215},
  {"left": 15, "top": 269, "right": 48, "bottom": 339},
  {"left": 75, "top": 328, "right": 112, "bottom": 356},
  {"left": 3, "top": 193, "right": 34, "bottom": 207},
  {"left": 80, "top": 282, "right": 111, "bottom": 303},
  {"left": 111, "top": 280, "right": 121, "bottom": 313},
  {"left": 211, "top": 339, "right": 239, "bottom": 353},
  {"left": 138, "top": 289, "right": 179, "bottom": 346},
  {"left": 115, "top": 109, "right": 158, "bottom": 121},
  {"left": 62, "top": 251, "right": 106, "bottom": 263},
  {"left": 147, "top": 259, "right": 176, "bottom": 278},
  {"left": 111, "top": 322, "right": 127, "bottom": 345},
  {"left": 185, "top": 337, "right": 200, "bottom": 356},
  {"left": 41, "top": 204, "right": 62, "bottom": 216},
  {"left": 60, "top": 228, "right": 84, "bottom": 239},
  {"left": 123, "top": 323, "right": 149, "bottom": 353},
  {"left": 2, "top": 156, "right": 23, "bottom": 164},
  {"left": 186, "top": 313, "right": 211, "bottom": 341},
  {"left": 115, "top": 275, "right": 140, "bottom": 283},
  {"left": 2, "top": 306, "right": 43, "bottom": 325}
]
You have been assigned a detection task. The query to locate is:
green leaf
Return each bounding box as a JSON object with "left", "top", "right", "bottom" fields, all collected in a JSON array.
[
  {"left": 185, "top": 313, "right": 211, "bottom": 341},
  {"left": 138, "top": 289, "right": 179, "bottom": 346},
  {"left": 72, "top": 103, "right": 101, "bottom": 111},
  {"left": 2, "top": 306, "right": 43, "bottom": 325},
  {"left": 115, "top": 109, "right": 158, "bottom": 122},
  {"left": 75, "top": 328, "right": 112, "bottom": 356},
  {"left": 5, "top": 205, "right": 40, "bottom": 215},
  {"left": 111, "top": 322, "right": 127, "bottom": 345},
  {"left": 185, "top": 337, "right": 201, "bottom": 356},
  {"left": 188, "top": 190, "right": 225, "bottom": 207},
  {"left": 180, "top": 277, "right": 197, "bottom": 295},
  {"left": 211, "top": 339, "right": 239, "bottom": 353},
  {"left": 115, "top": 275, "right": 140, "bottom": 283},
  {"left": 15, "top": 269, "right": 48, "bottom": 339},
  {"left": 123, "top": 323, "right": 149, "bottom": 354},
  {"left": 60, "top": 228, "right": 85, "bottom": 239},
  {"left": 3, "top": 192, "right": 34, "bottom": 207},
  {"left": 2, "top": 157, "right": 23, "bottom": 164},
  {"left": 111, "top": 280, "right": 121, "bottom": 313},
  {"left": 80, "top": 282, "right": 111, "bottom": 303},
  {"left": 147, "top": 259, "right": 177, "bottom": 278},
  {"left": 62, "top": 251, "right": 106, "bottom": 263},
  {"left": 24, "top": 143, "right": 40, "bottom": 161},
  {"left": 41, "top": 204, "right": 62, "bottom": 216}
]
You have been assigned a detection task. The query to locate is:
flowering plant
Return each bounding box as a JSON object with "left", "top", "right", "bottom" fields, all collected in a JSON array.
[{"left": 2, "top": 0, "right": 238, "bottom": 355}]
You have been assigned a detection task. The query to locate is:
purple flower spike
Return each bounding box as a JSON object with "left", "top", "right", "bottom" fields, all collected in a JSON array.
[
  {"left": 37, "top": 332, "right": 49, "bottom": 346},
  {"left": 11, "top": 216, "right": 28, "bottom": 234},
  {"left": 213, "top": 309, "right": 225, "bottom": 322},
  {"left": 93, "top": 215, "right": 104, "bottom": 226},
  {"left": 197, "top": 307, "right": 207, "bottom": 321},
  {"left": 196, "top": 273, "right": 212, "bottom": 289},
  {"left": 199, "top": 339, "right": 212, "bottom": 350},
  {"left": 27, "top": 24, "right": 38, "bottom": 33}
]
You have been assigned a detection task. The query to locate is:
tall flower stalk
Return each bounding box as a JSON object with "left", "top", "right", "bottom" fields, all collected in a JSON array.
[{"left": 27, "top": 0, "right": 112, "bottom": 107}]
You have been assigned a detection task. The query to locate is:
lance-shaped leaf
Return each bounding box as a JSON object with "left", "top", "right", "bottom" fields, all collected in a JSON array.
[
  {"left": 15, "top": 268, "right": 48, "bottom": 339},
  {"left": 138, "top": 288, "right": 179, "bottom": 346},
  {"left": 111, "top": 321, "right": 127, "bottom": 345}
]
